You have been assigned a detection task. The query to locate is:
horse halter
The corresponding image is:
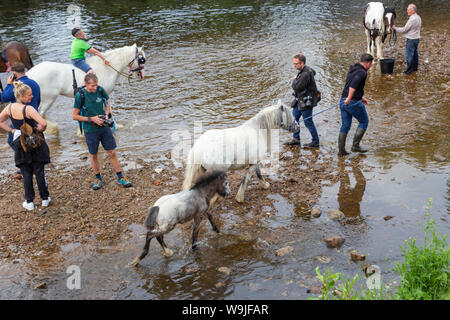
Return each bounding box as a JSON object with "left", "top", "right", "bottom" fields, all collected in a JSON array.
[
  {"left": 279, "top": 106, "right": 300, "bottom": 133},
  {"left": 128, "top": 46, "right": 146, "bottom": 73}
]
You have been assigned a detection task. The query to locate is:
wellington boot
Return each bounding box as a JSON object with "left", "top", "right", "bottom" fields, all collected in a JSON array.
[
  {"left": 338, "top": 132, "right": 349, "bottom": 156},
  {"left": 351, "top": 127, "right": 368, "bottom": 153}
]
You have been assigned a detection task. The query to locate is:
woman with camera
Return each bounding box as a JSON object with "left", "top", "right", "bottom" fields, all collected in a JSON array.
[
  {"left": 0, "top": 81, "right": 51, "bottom": 211},
  {"left": 284, "top": 54, "right": 320, "bottom": 148}
]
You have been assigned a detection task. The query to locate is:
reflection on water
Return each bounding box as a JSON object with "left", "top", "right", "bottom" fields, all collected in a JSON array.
[
  {"left": 0, "top": 0, "right": 448, "bottom": 299},
  {"left": 337, "top": 158, "right": 366, "bottom": 218}
]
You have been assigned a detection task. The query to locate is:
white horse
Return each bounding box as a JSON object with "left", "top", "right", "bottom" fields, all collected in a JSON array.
[
  {"left": 182, "top": 100, "right": 299, "bottom": 203},
  {"left": 26, "top": 44, "right": 146, "bottom": 134},
  {"left": 363, "top": 2, "right": 396, "bottom": 60}
]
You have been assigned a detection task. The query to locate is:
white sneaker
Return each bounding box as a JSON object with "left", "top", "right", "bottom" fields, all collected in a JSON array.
[
  {"left": 22, "top": 201, "right": 35, "bottom": 211},
  {"left": 42, "top": 197, "right": 51, "bottom": 207}
]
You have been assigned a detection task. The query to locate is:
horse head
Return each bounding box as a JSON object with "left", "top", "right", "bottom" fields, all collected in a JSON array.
[
  {"left": 215, "top": 171, "right": 231, "bottom": 197},
  {"left": 128, "top": 43, "right": 146, "bottom": 80},
  {"left": 277, "top": 100, "right": 299, "bottom": 133}
]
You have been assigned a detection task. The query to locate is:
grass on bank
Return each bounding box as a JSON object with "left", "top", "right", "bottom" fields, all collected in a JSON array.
[{"left": 309, "top": 198, "right": 449, "bottom": 300}]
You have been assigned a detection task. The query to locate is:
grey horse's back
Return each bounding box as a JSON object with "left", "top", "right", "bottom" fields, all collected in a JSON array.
[{"left": 145, "top": 206, "right": 159, "bottom": 229}]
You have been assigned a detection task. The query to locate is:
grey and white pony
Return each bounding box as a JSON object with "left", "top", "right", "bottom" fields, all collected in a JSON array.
[
  {"left": 363, "top": 2, "right": 397, "bottom": 59},
  {"left": 129, "top": 170, "right": 230, "bottom": 267},
  {"left": 26, "top": 44, "right": 146, "bottom": 135},
  {"left": 182, "top": 100, "right": 299, "bottom": 203}
]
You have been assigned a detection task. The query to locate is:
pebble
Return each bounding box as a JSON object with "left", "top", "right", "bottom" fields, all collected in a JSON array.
[
  {"left": 311, "top": 207, "right": 321, "bottom": 218},
  {"left": 433, "top": 154, "right": 446, "bottom": 162},
  {"left": 275, "top": 246, "right": 294, "bottom": 257},
  {"left": 327, "top": 209, "right": 345, "bottom": 221},
  {"left": 350, "top": 250, "right": 366, "bottom": 262},
  {"left": 35, "top": 282, "right": 47, "bottom": 289},
  {"left": 218, "top": 267, "right": 231, "bottom": 275},
  {"left": 383, "top": 216, "right": 394, "bottom": 221},
  {"left": 323, "top": 235, "right": 345, "bottom": 248},
  {"left": 316, "top": 256, "right": 331, "bottom": 264}
]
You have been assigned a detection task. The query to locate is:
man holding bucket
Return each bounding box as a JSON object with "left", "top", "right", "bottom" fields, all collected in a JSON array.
[{"left": 393, "top": 4, "right": 422, "bottom": 75}]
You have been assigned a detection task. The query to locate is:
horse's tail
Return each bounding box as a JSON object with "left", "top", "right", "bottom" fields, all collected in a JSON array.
[
  {"left": 145, "top": 206, "right": 159, "bottom": 230},
  {"left": 182, "top": 149, "right": 205, "bottom": 190}
]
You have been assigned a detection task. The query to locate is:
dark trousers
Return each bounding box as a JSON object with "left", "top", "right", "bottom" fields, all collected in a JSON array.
[
  {"left": 405, "top": 38, "right": 420, "bottom": 74},
  {"left": 292, "top": 103, "right": 319, "bottom": 144},
  {"left": 339, "top": 98, "right": 369, "bottom": 133},
  {"left": 19, "top": 162, "right": 49, "bottom": 202}
]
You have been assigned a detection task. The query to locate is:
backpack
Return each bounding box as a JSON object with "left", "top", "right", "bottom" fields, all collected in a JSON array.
[{"left": 18, "top": 105, "right": 45, "bottom": 152}]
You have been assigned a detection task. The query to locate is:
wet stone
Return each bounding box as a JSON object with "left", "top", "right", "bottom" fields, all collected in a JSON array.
[
  {"left": 350, "top": 250, "right": 366, "bottom": 262},
  {"left": 324, "top": 235, "right": 345, "bottom": 248},
  {"left": 218, "top": 267, "right": 231, "bottom": 275},
  {"left": 311, "top": 207, "right": 321, "bottom": 218},
  {"left": 327, "top": 209, "right": 345, "bottom": 221},
  {"left": 275, "top": 246, "right": 294, "bottom": 257},
  {"left": 383, "top": 216, "right": 394, "bottom": 221}
]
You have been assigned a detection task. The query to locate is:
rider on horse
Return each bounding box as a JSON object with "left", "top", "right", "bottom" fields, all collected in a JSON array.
[{"left": 70, "top": 28, "right": 110, "bottom": 74}]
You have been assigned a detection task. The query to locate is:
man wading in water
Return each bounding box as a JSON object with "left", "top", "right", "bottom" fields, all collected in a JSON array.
[
  {"left": 338, "top": 53, "right": 373, "bottom": 156},
  {"left": 72, "top": 73, "right": 132, "bottom": 190}
]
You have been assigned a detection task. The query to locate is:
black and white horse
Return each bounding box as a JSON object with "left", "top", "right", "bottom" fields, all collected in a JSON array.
[
  {"left": 129, "top": 171, "right": 230, "bottom": 266},
  {"left": 363, "top": 2, "right": 396, "bottom": 59}
]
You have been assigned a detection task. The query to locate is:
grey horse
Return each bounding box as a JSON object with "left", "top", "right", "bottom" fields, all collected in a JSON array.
[{"left": 129, "top": 170, "right": 230, "bottom": 266}]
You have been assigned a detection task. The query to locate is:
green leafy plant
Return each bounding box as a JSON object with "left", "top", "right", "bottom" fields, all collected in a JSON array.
[{"left": 393, "top": 198, "right": 450, "bottom": 300}]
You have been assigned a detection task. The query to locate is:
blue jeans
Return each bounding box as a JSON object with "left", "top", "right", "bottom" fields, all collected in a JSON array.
[
  {"left": 339, "top": 98, "right": 369, "bottom": 133},
  {"left": 405, "top": 39, "right": 419, "bottom": 74},
  {"left": 292, "top": 103, "right": 319, "bottom": 144},
  {"left": 71, "top": 58, "right": 92, "bottom": 73}
]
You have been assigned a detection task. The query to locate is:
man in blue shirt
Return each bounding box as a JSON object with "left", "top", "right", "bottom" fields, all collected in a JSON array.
[{"left": 1, "top": 62, "right": 41, "bottom": 150}]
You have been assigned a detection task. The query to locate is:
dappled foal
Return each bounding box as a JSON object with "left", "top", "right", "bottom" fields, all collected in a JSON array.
[{"left": 129, "top": 171, "right": 230, "bottom": 267}]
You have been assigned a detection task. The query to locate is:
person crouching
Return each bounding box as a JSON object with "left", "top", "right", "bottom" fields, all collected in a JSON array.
[{"left": 72, "top": 73, "right": 132, "bottom": 190}]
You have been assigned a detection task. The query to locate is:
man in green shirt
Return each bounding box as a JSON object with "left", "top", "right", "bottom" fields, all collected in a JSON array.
[
  {"left": 72, "top": 73, "right": 132, "bottom": 190},
  {"left": 71, "top": 28, "right": 110, "bottom": 74}
]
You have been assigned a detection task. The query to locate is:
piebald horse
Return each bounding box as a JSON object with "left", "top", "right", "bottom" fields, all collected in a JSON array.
[
  {"left": 363, "top": 2, "right": 396, "bottom": 60},
  {"left": 26, "top": 44, "right": 146, "bottom": 135},
  {"left": 182, "top": 100, "right": 299, "bottom": 203}
]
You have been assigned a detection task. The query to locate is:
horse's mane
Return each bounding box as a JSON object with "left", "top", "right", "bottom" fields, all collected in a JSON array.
[
  {"left": 190, "top": 170, "right": 226, "bottom": 190},
  {"left": 243, "top": 104, "right": 281, "bottom": 129},
  {"left": 87, "top": 44, "right": 135, "bottom": 65}
]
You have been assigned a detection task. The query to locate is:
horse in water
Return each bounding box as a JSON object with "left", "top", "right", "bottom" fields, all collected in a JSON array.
[
  {"left": 26, "top": 44, "right": 146, "bottom": 134},
  {"left": 129, "top": 170, "right": 230, "bottom": 267},
  {"left": 363, "top": 2, "right": 396, "bottom": 60},
  {"left": 0, "top": 41, "right": 34, "bottom": 73},
  {"left": 182, "top": 100, "right": 299, "bottom": 203}
]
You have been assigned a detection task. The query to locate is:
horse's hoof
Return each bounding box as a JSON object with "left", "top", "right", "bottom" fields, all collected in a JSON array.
[
  {"left": 235, "top": 194, "right": 244, "bottom": 203},
  {"left": 128, "top": 257, "right": 141, "bottom": 267},
  {"left": 192, "top": 244, "right": 199, "bottom": 251},
  {"left": 163, "top": 248, "right": 174, "bottom": 257},
  {"left": 260, "top": 181, "right": 270, "bottom": 190}
]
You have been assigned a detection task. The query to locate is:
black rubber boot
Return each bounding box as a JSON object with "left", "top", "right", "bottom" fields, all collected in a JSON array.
[
  {"left": 338, "top": 132, "right": 349, "bottom": 156},
  {"left": 351, "top": 127, "right": 368, "bottom": 153},
  {"left": 284, "top": 139, "right": 301, "bottom": 146}
]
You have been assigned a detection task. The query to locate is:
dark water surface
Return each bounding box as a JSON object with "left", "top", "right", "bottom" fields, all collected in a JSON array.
[{"left": 0, "top": 0, "right": 448, "bottom": 299}]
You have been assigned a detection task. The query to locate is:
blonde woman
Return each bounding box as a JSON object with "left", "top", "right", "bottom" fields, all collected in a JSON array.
[{"left": 0, "top": 81, "right": 51, "bottom": 211}]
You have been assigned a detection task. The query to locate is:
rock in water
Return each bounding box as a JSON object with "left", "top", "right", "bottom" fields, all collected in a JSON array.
[
  {"left": 324, "top": 235, "right": 345, "bottom": 248},
  {"left": 327, "top": 209, "right": 345, "bottom": 221},
  {"left": 275, "top": 246, "right": 294, "bottom": 256},
  {"left": 311, "top": 207, "right": 322, "bottom": 218},
  {"left": 350, "top": 250, "right": 366, "bottom": 262}
]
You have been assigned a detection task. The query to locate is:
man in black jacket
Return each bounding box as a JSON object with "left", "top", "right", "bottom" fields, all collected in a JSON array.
[
  {"left": 285, "top": 54, "right": 320, "bottom": 148},
  {"left": 338, "top": 53, "right": 373, "bottom": 156}
]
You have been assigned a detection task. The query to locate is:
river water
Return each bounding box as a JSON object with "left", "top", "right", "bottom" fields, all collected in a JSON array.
[{"left": 0, "top": 0, "right": 448, "bottom": 299}]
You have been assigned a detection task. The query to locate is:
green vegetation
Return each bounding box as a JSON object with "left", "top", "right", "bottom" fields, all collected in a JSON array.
[{"left": 310, "top": 198, "right": 449, "bottom": 300}]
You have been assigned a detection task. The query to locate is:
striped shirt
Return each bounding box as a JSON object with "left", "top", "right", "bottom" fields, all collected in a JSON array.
[{"left": 394, "top": 13, "right": 421, "bottom": 39}]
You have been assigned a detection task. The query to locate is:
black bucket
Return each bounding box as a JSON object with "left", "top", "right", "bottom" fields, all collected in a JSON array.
[{"left": 380, "top": 58, "right": 395, "bottom": 74}]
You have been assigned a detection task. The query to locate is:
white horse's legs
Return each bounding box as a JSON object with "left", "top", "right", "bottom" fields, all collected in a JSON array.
[
  {"left": 365, "top": 30, "right": 372, "bottom": 55},
  {"left": 256, "top": 165, "right": 270, "bottom": 190},
  {"left": 156, "top": 235, "right": 174, "bottom": 257},
  {"left": 39, "top": 95, "right": 59, "bottom": 136},
  {"left": 235, "top": 165, "right": 257, "bottom": 203},
  {"left": 375, "top": 36, "right": 383, "bottom": 60}
]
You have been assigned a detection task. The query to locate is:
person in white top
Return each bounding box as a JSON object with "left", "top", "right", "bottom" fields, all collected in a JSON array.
[{"left": 393, "top": 4, "right": 422, "bottom": 74}]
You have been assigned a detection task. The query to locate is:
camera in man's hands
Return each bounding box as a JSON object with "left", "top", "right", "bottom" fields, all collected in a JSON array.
[
  {"left": 94, "top": 115, "right": 114, "bottom": 128},
  {"left": 303, "top": 96, "right": 313, "bottom": 108}
]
